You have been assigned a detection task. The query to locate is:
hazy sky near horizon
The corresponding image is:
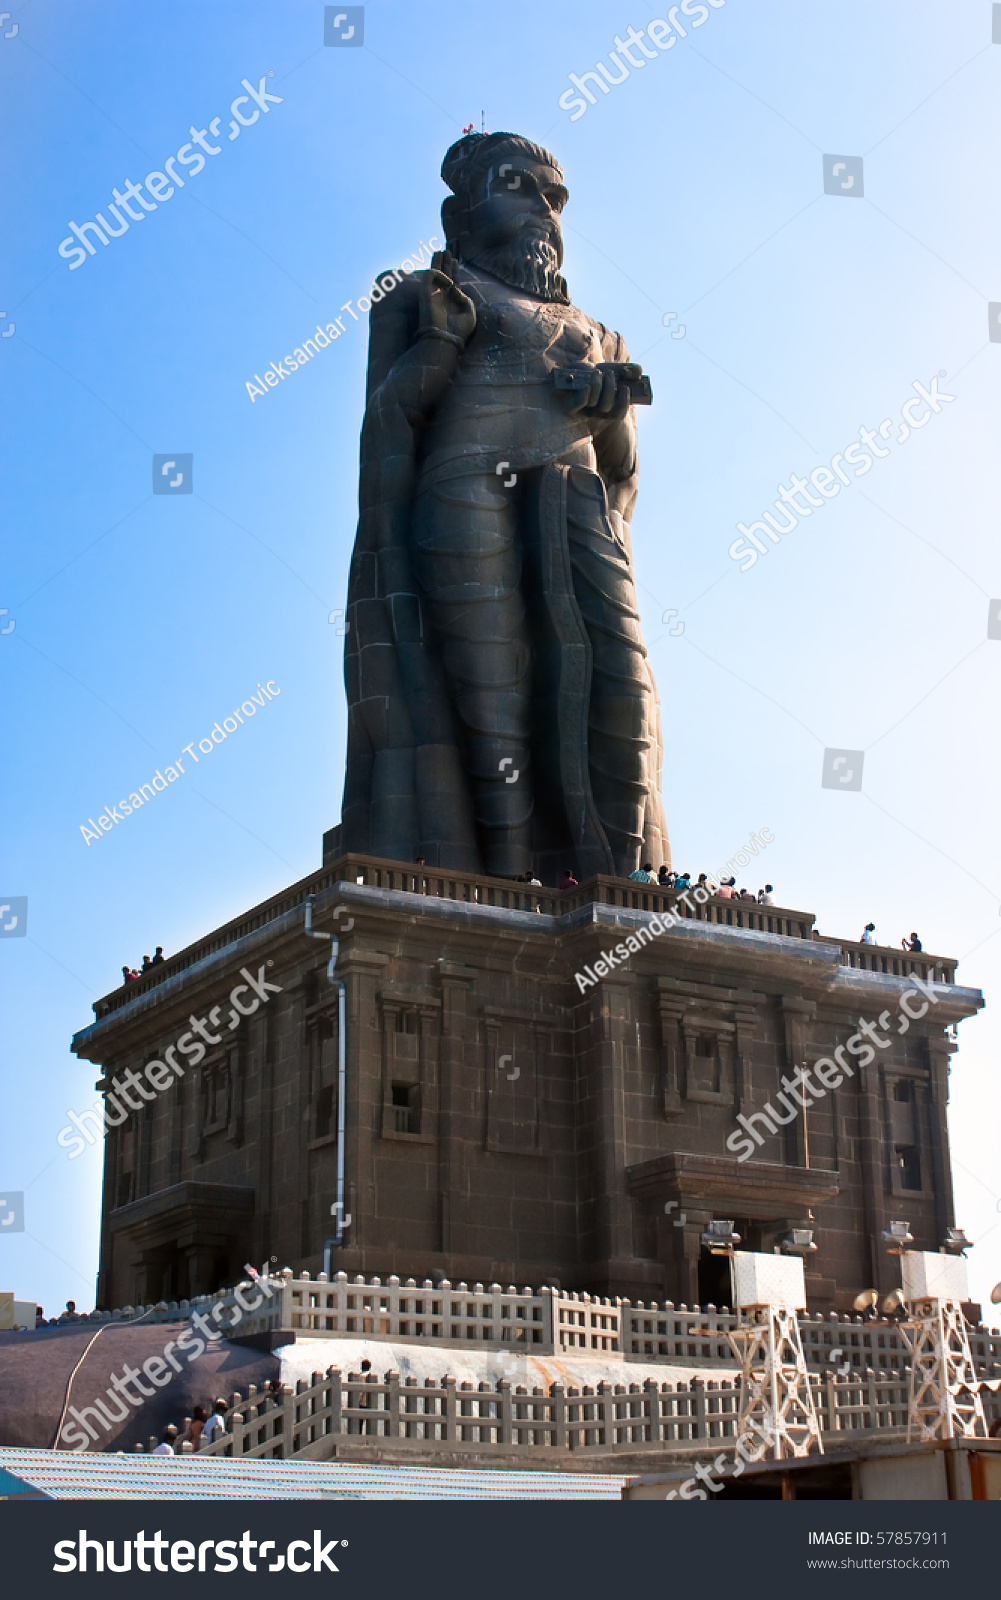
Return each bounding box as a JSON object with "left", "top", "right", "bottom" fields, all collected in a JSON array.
[{"left": 2, "top": 0, "right": 1000, "bottom": 1320}]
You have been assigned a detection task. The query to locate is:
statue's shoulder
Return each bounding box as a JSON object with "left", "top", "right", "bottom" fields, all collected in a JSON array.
[{"left": 364, "top": 267, "right": 424, "bottom": 400}]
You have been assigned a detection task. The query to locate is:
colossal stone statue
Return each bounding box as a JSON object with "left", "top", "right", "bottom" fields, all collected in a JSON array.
[{"left": 340, "top": 130, "right": 669, "bottom": 882}]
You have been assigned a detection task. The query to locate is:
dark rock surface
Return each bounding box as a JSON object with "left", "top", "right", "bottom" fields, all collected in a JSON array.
[{"left": 0, "top": 1322, "right": 277, "bottom": 1451}]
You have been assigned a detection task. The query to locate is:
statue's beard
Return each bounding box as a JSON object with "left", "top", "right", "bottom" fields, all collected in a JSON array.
[{"left": 464, "top": 232, "right": 569, "bottom": 303}]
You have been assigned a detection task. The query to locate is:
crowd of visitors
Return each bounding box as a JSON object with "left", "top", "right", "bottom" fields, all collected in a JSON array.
[
  {"left": 411, "top": 854, "right": 924, "bottom": 951},
  {"left": 121, "top": 947, "right": 166, "bottom": 985},
  {"left": 416, "top": 851, "right": 779, "bottom": 903},
  {"left": 623, "top": 862, "right": 776, "bottom": 904},
  {"left": 508, "top": 861, "right": 780, "bottom": 902},
  {"left": 151, "top": 1385, "right": 284, "bottom": 1454}
]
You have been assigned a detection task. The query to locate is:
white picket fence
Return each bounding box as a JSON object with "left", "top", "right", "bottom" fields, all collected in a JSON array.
[
  {"left": 139, "top": 1362, "right": 1001, "bottom": 1464},
  {"left": 191, "top": 1268, "right": 1001, "bottom": 1378}
]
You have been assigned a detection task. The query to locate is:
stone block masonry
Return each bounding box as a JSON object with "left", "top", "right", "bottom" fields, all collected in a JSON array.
[{"left": 69, "top": 857, "right": 981, "bottom": 1318}]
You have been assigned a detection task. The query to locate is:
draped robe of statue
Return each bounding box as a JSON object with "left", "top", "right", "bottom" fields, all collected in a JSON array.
[{"left": 339, "top": 133, "right": 669, "bottom": 882}]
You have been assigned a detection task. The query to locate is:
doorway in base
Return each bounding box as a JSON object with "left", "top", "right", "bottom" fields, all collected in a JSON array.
[{"left": 696, "top": 1218, "right": 764, "bottom": 1308}]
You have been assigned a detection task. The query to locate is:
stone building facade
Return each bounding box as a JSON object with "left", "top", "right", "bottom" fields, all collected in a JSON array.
[{"left": 71, "top": 854, "right": 979, "bottom": 1313}]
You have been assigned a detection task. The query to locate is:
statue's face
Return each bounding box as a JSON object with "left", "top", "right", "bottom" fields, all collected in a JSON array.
[{"left": 466, "top": 156, "right": 568, "bottom": 270}]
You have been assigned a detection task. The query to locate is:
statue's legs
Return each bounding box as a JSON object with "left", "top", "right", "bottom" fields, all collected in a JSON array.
[
  {"left": 565, "top": 467, "right": 652, "bottom": 874},
  {"left": 410, "top": 472, "right": 532, "bottom": 877}
]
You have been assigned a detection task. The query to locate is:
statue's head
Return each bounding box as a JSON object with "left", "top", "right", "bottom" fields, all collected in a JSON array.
[{"left": 440, "top": 131, "right": 569, "bottom": 303}]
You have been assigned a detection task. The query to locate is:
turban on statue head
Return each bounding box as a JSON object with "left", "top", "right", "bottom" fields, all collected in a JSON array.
[
  {"left": 440, "top": 131, "right": 567, "bottom": 259},
  {"left": 440, "top": 130, "right": 564, "bottom": 200}
]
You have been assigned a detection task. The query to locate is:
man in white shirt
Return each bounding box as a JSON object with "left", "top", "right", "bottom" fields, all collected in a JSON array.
[
  {"left": 151, "top": 1425, "right": 178, "bottom": 1455},
  {"left": 202, "top": 1399, "right": 229, "bottom": 1445},
  {"left": 861, "top": 922, "right": 876, "bottom": 944}
]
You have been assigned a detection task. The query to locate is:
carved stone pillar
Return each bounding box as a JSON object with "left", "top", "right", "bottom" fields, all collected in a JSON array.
[
  {"left": 733, "top": 1005, "right": 759, "bottom": 1117},
  {"left": 655, "top": 994, "right": 685, "bottom": 1118},
  {"left": 338, "top": 949, "right": 390, "bottom": 1259},
  {"left": 437, "top": 961, "right": 475, "bottom": 1257},
  {"left": 925, "top": 1033, "right": 957, "bottom": 1245},
  {"left": 779, "top": 997, "right": 816, "bottom": 1168},
  {"left": 856, "top": 1052, "right": 886, "bottom": 1294},
  {"left": 594, "top": 977, "right": 635, "bottom": 1272}
]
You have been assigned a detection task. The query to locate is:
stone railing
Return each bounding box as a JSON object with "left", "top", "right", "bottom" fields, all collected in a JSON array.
[
  {"left": 38, "top": 1301, "right": 187, "bottom": 1329},
  {"left": 56, "top": 1274, "right": 1001, "bottom": 1380},
  {"left": 343, "top": 855, "right": 567, "bottom": 917},
  {"left": 628, "top": 1301, "right": 1001, "bottom": 1376},
  {"left": 595, "top": 882, "right": 815, "bottom": 941},
  {"left": 339, "top": 860, "right": 960, "bottom": 983},
  {"left": 90, "top": 854, "right": 581, "bottom": 1018},
  {"left": 87, "top": 849, "right": 958, "bottom": 1022},
  {"left": 835, "top": 937, "right": 956, "bottom": 985},
  {"left": 204, "top": 1271, "right": 564, "bottom": 1351},
  {"left": 138, "top": 1364, "right": 1001, "bottom": 1464},
  {"left": 195, "top": 1271, "right": 1001, "bottom": 1380},
  {"left": 344, "top": 855, "right": 818, "bottom": 940}
]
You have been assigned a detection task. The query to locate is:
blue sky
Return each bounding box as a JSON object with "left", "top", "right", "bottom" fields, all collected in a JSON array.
[{"left": 2, "top": 0, "right": 1001, "bottom": 1319}]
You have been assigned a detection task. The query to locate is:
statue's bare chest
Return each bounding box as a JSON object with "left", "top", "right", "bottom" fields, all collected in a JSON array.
[{"left": 459, "top": 276, "right": 604, "bottom": 373}]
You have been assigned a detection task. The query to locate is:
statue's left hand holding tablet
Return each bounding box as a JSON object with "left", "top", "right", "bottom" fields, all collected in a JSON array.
[{"left": 554, "top": 361, "right": 653, "bottom": 417}]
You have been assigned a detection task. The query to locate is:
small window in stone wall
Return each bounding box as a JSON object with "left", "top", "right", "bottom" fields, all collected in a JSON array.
[
  {"left": 682, "top": 1024, "right": 729, "bottom": 1102},
  {"left": 312, "top": 1015, "right": 338, "bottom": 1140},
  {"left": 896, "top": 1145, "right": 922, "bottom": 1191},
  {"left": 380, "top": 1002, "right": 431, "bottom": 1140},
  {"left": 316, "top": 1082, "right": 335, "bottom": 1139},
  {"left": 391, "top": 1082, "right": 420, "bottom": 1134},
  {"left": 202, "top": 1059, "right": 230, "bottom": 1134}
]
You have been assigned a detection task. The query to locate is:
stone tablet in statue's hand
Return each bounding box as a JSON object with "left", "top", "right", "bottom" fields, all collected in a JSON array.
[
  {"left": 416, "top": 250, "right": 477, "bottom": 350},
  {"left": 554, "top": 362, "right": 652, "bottom": 419}
]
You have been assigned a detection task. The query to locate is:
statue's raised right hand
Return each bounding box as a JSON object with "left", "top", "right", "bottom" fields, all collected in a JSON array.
[{"left": 417, "top": 250, "right": 476, "bottom": 348}]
